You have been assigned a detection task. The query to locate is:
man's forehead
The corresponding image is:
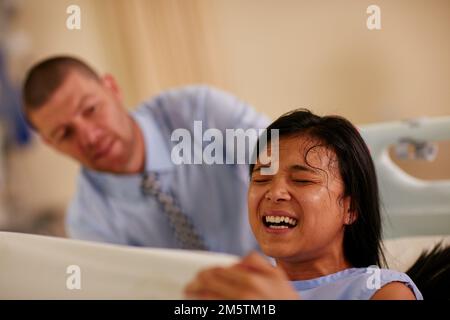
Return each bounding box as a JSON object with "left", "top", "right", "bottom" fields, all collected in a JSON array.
[{"left": 30, "top": 72, "right": 89, "bottom": 135}]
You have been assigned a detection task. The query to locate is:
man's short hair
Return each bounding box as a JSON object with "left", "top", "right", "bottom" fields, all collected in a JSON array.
[{"left": 22, "top": 56, "right": 100, "bottom": 113}]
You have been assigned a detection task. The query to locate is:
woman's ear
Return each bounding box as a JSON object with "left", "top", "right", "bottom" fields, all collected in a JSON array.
[{"left": 343, "top": 196, "right": 357, "bottom": 225}]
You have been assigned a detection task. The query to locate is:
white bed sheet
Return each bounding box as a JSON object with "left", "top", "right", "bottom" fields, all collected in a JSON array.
[
  {"left": 2, "top": 231, "right": 449, "bottom": 299},
  {"left": 0, "top": 231, "right": 237, "bottom": 299}
]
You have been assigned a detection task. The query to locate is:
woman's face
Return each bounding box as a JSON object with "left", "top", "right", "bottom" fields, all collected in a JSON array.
[{"left": 248, "top": 135, "right": 352, "bottom": 263}]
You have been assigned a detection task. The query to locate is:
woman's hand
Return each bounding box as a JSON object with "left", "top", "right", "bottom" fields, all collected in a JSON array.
[{"left": 184, "top": 252, "right": 300, "bottom": 300}]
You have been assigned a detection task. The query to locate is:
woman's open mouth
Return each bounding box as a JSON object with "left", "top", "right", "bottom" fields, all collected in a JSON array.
[{"left": 262, "top": 215, "right": 298, "bottom": 230}]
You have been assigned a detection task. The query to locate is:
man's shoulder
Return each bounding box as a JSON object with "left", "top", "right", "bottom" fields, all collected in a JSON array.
[
  {"left": 135, "top": 84, "right": 235, "bottom": 110},
  {"left": 142, "top": 84, "right": 213, "bottom": 104},
  {"left": 132, "top": 84, "right": 268, "bottom": 134},
  {"left": 156, "top": 84, "right": 225, "bottom": 97},
  {"left": 132, "top": 84, "right": 241, "bottom": 125}
]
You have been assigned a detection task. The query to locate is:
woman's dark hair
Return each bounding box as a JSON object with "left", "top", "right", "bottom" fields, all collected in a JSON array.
[{"left": 250, "top": 108, "right": 386, "bottom": 267}]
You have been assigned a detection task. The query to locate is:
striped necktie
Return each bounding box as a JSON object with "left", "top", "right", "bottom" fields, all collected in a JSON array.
[{"left": 141, "top": 172, "right": 207, "bottom": 250}]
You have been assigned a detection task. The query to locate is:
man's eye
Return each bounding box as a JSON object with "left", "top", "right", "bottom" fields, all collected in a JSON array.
[
  {"left": 59, "top": 128, "right": 73, "bottom": 141},
  {"left": 252, "top": 177, "right": 271, "bottom": 183},
  {"left": 85, "top": 105, "right": 96, "bottom": 116}
]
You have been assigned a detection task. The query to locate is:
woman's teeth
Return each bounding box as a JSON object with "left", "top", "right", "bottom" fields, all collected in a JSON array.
[{"left": 264, "top": 215, "right": 298, "bottom": 228}]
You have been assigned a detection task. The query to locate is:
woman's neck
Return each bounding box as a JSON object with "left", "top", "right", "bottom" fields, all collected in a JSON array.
[{"left": 276, "top": 249, "right": 352, "bottom": 281}]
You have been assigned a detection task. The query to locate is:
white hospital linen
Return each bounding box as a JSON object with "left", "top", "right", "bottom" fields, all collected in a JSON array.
[{"left": 0, "top": 231, "right": 237, "bottom": 299}]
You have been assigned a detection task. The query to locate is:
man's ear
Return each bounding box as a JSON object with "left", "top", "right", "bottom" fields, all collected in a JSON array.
[
  {"left": 26, "top": 113, "right": 52, "bottom": 146},
  {"left": 101, "top": 74, "right": 123, "bottom": 102},
  {"left": 40, "top": 134, "right": 52, "bottom": 146}
]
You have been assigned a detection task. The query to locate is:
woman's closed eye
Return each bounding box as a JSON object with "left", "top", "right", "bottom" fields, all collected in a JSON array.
[
  {"left": 251, "top": 175, "right": 272, "bottom": 183},
  {"left": 291, "top": 177, "right": 315, "bottom": 184}
]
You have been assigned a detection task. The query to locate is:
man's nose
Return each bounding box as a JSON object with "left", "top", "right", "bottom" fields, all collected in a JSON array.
[
  {"left": 78, "top": 122, "right": 102, "bottom": 150},
  {"left": 265, "top": 178, "right": 291, "bottom": 202}
]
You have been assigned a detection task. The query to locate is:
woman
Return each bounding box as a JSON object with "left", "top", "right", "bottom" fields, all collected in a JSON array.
[{"left": 185, "top": 109, "right": 422, "bottom": 300}]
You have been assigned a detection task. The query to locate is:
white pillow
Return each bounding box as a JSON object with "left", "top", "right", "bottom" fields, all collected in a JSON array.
[{"left": 383, "top": 235, "right": 450, "bottom": 272}]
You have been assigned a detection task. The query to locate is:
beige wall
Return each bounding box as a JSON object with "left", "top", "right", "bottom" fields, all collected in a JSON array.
[
  {"left": 5, "top": 0, "right": 450, "bottom": 216},
  {"left": 206, "top": 0, "right": 450, "bottom": 122},
  {"left": 204, "top": 0, "right": 450, "bottom": 180}
]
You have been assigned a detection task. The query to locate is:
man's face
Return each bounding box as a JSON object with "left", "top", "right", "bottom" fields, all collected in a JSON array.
[
  {"left": 248, "top": 135, "right": 352, "bottom": 263},
  {"left": 29, "top": 70, "right": 135, "bottom": 173}
]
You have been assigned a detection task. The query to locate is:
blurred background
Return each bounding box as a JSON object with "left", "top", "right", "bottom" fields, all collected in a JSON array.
[{"left": 0, "top": 0, "right": 449, "bottom": 237}]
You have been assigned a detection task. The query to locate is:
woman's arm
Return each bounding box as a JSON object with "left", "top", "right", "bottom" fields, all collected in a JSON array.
[{"left": 371, "top": 282, "right": 417, "bottom": 300}]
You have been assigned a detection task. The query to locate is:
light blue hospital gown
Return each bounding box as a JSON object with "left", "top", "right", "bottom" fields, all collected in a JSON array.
[
  {"left": 66, "top": 85, "right": 270, "bottom": 255},
  {"left": 292, "top": 267, "right": 423, "bottom": 300}
]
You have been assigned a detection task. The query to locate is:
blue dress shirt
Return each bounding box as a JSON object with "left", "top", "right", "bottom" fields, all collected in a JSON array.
[{"left": 66, "top": 85, "right": 270, "bottom": 255}]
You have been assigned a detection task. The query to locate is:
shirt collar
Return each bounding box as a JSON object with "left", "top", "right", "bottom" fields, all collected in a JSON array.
[{"left": 131, "top": 109, "right": 174, "bottom": 172}]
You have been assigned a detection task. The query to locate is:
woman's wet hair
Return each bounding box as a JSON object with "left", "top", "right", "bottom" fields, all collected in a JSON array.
[{"left": 250, "top": 108, "right": 386, "bottom": 267}]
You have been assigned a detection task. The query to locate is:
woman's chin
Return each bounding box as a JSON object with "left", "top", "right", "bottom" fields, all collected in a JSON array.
[{"left": 260, "top": 244, "right": 297, "bottom": 260}]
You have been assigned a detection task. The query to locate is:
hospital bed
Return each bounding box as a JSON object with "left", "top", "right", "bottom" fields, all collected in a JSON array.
[
  {"left": 1, "top": 116, "right": 449, "bottom": 299},
  {"left": 360, "top": 116, "right": 450, "bottom": 238}
]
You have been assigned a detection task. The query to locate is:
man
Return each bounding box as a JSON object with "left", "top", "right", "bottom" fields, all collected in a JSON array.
[{"left": 22, "top": 56, "right": 269, "bottom": 255}]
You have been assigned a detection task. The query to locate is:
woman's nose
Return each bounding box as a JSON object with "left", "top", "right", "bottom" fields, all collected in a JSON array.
[{"left": 265, "top": 178, "right": 291, "bottom": 202}]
